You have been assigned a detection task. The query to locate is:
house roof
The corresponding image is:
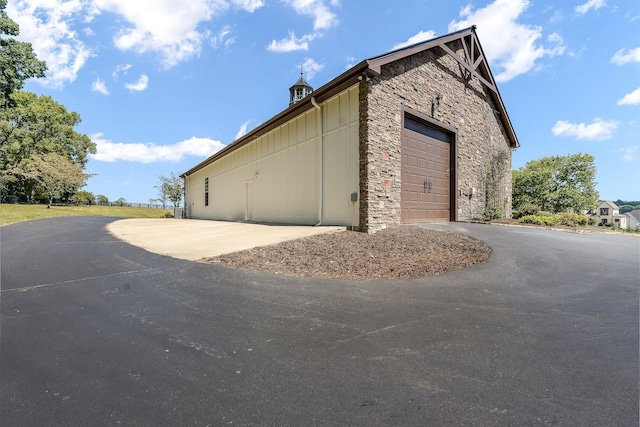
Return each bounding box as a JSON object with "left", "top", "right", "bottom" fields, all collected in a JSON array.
[
  {"left": 599, "top": 200, "right": 620, "bottom": 209},
  {"left": 627, "top": 209, "right": 640, "bottom": 220},
  {"left": 183, "top": 26, "right": 518, "bottom": 178}
]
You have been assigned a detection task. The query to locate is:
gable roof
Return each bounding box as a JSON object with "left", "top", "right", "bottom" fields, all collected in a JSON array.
[
  {"left": 626, "top": 209, "right": 640, "bottom": 220},
  {"left": 183, "top": 26, "right": 518, "bottom": 177},
  {"left": 599, "top": 200, "right": 620, "bottom": 210}
]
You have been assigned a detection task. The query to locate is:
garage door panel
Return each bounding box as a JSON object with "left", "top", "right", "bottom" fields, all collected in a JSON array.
[{"left": 401, "top": 128, "right": 451, "bottom": 223}]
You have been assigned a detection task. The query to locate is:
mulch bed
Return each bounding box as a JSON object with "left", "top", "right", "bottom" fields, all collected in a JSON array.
[{"left": 200, "top": 226, "right": 491, "bottom": 281}]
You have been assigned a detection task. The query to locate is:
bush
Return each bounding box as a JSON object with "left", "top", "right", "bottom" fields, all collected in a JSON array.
[
  {"left": 512, "top": 203, "right": 539, "bottom": 219},
  {"left": 162, "top": 212, "right": 174, "bottom": 218},
  {"left": 536, "top": 211, "right": 556, "bottom": 217},
  {"left": 556, "top": 212, "right": 588, "bottom": 227},
  {"left": 482, "top": 204, "right": 502, "bottom": 221},
  {"left": 519, "top": 214, "right": 560, "bottom": 226}
]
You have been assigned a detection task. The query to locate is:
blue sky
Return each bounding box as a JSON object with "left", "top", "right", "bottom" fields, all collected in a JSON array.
[{"left": 7, "top": 0, "right": 640, "bottom": 204}]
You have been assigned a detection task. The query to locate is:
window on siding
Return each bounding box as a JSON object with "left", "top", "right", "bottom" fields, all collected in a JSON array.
[
  {"left": 404, "top": 114, "right": 452, "bottom": 143},
  {"left": 600, "top": 208, "right": 609, "bottom": 215},
  {"left": 204, "top": 177, "right": 209, "bottom": 207}
]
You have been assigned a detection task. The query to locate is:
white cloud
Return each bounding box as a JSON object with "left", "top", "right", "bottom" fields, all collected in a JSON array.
[
  {"left": 211, "top": 26, "right": 235, "bottom": 49},
  {"left": 284, "top": 0, "right": 338, "bottom": 31},
  {"left": 617, "top": 87, "right": 640, "bottom": 105},
  {"left": 300, "top": 57, "right": 323, "bottom": 80},
  {"left": 268, "top": 1, "right": 338, "bottom": 53},
  {"left": 91, "top": 78, "right": 109, "bottom": 95},
  {"left": 268, "top": 31, "right": 316, "bottom": 52},
  {"left": 448, "top": 0, "right": 566, "bottom": 82},
  {"left": 393, "top": 30, "right": 437, "bottom": 50},
  {"left": 549, "top": 9, "right": 564, "bottom": 23},
  {"left": 90, "top": 134, "right": 225, "bottom": 163},
  {"left": 97, "top": 0, "right": 262, "bottom": 65},
  {"left": 611, "top": 47, "right": 640, "bottom": 65},
  {"left": 345, "top": 56, "right": 358, "bottom": 69},
  {"left": 575, "top": 0, "right": 606, "bottom": 14},
  {"left": 90, "top": 0, "right": 243, "bottom": 68},
  {"left": 6, "top": 0, "right": 92, "bottom": 88},
  {"left": 112, "top": 63, "right": 133, "bottom": 80},
  {"left": 125, "top": 74, "right": 149, "bottom": 91},
  {"left": 552, "top": 118, "right": 618, "bottom": 141},
  {"left": 231, "top": 0, "right": 264, "bottom": 13},
  {"left": 617, "top": 146, "right": 639, "bottom": 162},
  {"left": 235, "top": 120, "right": 252, "bottom": 139}
]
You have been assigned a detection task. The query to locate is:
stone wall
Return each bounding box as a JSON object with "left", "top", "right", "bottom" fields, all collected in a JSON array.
[{"left": 359, "top": 43, "right": 513, "bottom": 233}]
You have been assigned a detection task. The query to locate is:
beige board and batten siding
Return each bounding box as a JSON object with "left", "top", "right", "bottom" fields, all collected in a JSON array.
[{"left": 184, "top": 85, "right": 360, "bottom": 226}]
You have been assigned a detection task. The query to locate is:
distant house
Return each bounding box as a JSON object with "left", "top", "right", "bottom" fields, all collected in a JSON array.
[
  {"left": 625, "top": 209, "right": 640, "bottom": 229},
  {"left": 589, "top": 201, "right": 628, "bottom": 229},
  {"left": 182, "top": 27, "right": 518, "bottom": 232}
]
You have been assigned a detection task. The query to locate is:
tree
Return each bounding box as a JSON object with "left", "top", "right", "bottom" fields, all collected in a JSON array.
[
  {"left": 95, "top": 194, "right": 109, "bottom": 205},
  {"left": 156, "top": 172, "right": 184, "bottom": 207},
  {"left": 512, "top": 153, "right": 599, "bottom": 213},
  {"left": 0, "top": 91, "right": 96, "bottom": 197},
  {"left": 72, "top": 190, "right": 95, "bottom": 205},
  {"left": 0, "top": 0, "right": 47, "bottom": 107},
  {"left": 9, "top": 153, "right": 92, "bottom": 208}
]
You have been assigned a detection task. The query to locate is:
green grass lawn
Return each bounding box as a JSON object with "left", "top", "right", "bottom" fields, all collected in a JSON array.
[{"left": 0, "top": 204, "right": 173, "bottom": 225}]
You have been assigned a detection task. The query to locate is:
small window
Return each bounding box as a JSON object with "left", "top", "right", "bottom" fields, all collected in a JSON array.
[
  {"left": 600, "top": 208, "right": 609, "bottom": 215},
  {"left": 602, "top": 218, "right": 608, "bottom": 224},
  {"left": 404, "top": 114, "right": 452, "bottom": 143},
  {"left": 204, "top": 177, "right": 209, "bottom": 207},
  {"left": 614, "top": 218, "right": 620, "bottom": 222}
]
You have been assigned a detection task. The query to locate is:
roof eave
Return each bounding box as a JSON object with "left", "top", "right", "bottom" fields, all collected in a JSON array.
[
  {"left": 182, "top": 61, "right": 370, "bottom": 177},
  {"left": 182, "top": 27, "right": 521, "bottom": 177}
]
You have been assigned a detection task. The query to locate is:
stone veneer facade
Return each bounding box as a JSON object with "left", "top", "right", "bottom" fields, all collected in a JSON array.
[{"left": 359, "top": 42, "right": 513, "bottom": 233}]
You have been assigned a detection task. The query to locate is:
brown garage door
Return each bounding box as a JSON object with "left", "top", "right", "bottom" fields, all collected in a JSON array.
[{"left": 401, "top": 115, "right": 451, "bottom": 223}]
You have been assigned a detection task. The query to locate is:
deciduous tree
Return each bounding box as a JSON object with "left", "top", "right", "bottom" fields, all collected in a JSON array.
[
  {"left": 0, "top": 91, "right": 95, "bottom": 196},
  {"left": 0, "top": 0, "right": 47, "bottom": 107},
  {"left": 156, "top": 172, "right": 184, "bottom": 208},
  {"left": 10, "top": 153, "right": 92, "bottom": 208},
  {"left": 512, "top": 153, "right": 599, "bottom": 213}
]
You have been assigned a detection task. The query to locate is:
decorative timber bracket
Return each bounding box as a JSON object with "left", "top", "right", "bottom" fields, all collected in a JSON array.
[
  {"left": 436, "top": 26, "right": 498, "bottom": 96},
  {"left": 365, "top": 26, "right": 518, "bottom": 148}
]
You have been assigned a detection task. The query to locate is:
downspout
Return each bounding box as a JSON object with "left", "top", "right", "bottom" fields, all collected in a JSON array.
[{"left": 311, "top": 96, "right": 323, "bottom": 226}]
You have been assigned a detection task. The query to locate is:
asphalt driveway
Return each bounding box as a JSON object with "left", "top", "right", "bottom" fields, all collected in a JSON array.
[{"left": 1, "top": 217, "right": 638, "bottom": 426}]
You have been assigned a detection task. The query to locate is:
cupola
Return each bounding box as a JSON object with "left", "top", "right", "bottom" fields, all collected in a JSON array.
[{"left": 289, "top": 72, "right": 313, "bottom": 105}]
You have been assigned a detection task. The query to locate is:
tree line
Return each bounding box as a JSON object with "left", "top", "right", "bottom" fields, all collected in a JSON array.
[
  {"left": 614, "top": 200, "right": 640, "bottom": 214},
  {"left": 1, "top": 0, "right": 94, "bottom": 207}
]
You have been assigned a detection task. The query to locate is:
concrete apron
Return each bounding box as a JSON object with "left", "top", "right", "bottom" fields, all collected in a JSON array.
[{"left": 108, "top": 218, "right": 344, "bottom": 261}]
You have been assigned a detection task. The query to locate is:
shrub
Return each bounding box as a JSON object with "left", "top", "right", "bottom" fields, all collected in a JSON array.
[
  {"left": 536, "top": 211, "right": 556, "bottom": 217},
  {"left": 482, "top": 204, "right": 502, "bottom": 221},
  {"left": 557, "top": 212, "right": 588, "bottom": 227},
  {"left": 519, "top": 214, "right": 560, "bottom": 226},
  {"left": 162, "top": 212, "right": 174, "bottom": 218},
  {"left": 512, "top": 203, "right": 539, "bottom": 219}
]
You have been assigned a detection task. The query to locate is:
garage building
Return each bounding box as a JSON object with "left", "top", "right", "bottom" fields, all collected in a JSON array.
[{"left": 182, "top": 26, "right": 519, "bottom": 233}]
